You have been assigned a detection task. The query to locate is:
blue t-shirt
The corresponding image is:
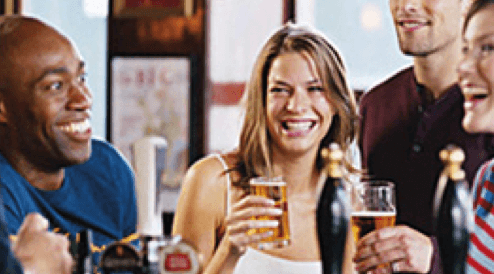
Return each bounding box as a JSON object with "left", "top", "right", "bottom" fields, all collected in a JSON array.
[
  {"left": 0, "top": 138, "right": 138, "bottom": 270},
  {"left": 0, "top": 199, "right": 22, "bottom": 274}
]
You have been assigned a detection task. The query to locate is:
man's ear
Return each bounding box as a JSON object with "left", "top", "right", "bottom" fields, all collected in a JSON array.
[{"left": 0, "top": 95, "right": 8, "bottom": 124}]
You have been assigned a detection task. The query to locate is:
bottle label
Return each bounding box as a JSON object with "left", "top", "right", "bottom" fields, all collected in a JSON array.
[
  {"left": 164, "top": 253, "right": 191, "bottom": 271},
  {"left": 159, "top": 241, "right": 200, "bottom": 274},
  {"left": 99, "top": 242, "right": 140, "bottom": 272}
]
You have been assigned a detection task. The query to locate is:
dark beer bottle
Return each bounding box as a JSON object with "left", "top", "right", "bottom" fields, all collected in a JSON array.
[
  {"left": 74, "top": 229, "right": 93, "bottom": 274},
  {"left": 433, "top": 145, "right": 471, "bottom": 274},
  {"left": 316, "top": 143, "right": 350, "bottom": 274},
  {"left": 140, "top": 236, "right": 161, "bottom": 274}
]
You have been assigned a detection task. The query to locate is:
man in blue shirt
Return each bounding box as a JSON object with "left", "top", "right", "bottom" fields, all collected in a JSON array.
[{"left": 0, "top": 15, "right": 138, "bottom": 267}]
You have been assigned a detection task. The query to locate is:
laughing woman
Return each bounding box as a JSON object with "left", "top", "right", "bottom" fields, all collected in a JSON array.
[
  {"left": 173, "top": 23, "right": 359, "bottom": 274},
  {"left": 458, "top": 0, "right": 494, "bottom": 272}
]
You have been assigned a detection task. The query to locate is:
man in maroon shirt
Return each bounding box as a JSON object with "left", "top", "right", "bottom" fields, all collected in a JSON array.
[{"left": 354, "top": 0, "right": 494, "bottom": 273}]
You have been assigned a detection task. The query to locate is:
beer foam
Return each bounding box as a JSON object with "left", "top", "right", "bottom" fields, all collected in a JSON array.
[{"left": 351, "top": 211, "right": 396, "bottom": 217}]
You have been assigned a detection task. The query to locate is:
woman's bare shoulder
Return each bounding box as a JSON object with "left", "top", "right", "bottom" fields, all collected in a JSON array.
[
  {"left": 182, "top": 153, "right": 237, "bottom": 188},
  {"left": 175, "top": 153, "right": 236, "bottom": 228}
]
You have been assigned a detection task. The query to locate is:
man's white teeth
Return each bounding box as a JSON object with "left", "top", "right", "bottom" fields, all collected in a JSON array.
[
  {"left": 402, "top": 22, "right": 420, "bottom": 28},
  {"left": 284, "top": 121, "right": 312, "bottom": 131},
  {"left": 60, "top": 120, "right": 90, "bottom": 133}
]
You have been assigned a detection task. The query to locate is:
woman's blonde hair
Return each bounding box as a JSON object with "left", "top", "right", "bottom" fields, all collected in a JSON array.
[{"left": 234, "top": 23, "right": 359, "bottom": 187}]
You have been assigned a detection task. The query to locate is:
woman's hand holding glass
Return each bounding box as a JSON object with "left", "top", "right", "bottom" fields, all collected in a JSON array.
[{"left": 224, "top": 195, "right": 282, "bottom": 254}]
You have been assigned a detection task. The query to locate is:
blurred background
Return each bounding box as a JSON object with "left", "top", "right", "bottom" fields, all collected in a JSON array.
[
  {"left": 2, "top": 0, "right": 411, "bottom": 215},
  {"left": 11, "top": 0, "right": 411, "bottom": 154}
]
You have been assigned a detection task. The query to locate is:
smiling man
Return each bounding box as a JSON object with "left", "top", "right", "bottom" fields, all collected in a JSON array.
[
  {"left": 356, "top": 0, "right": 494, "bottom": 273},
  {"left": 0, "top": 15, "right": 137, "bottom": 266}
]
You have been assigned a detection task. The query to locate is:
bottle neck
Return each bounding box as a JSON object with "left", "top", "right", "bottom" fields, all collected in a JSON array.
[
  {"left": 447, "top": 164, "right": 465, "bottom": 181},
  {"left": 327, "top": 163, "right": 342, "bottom": 178}
]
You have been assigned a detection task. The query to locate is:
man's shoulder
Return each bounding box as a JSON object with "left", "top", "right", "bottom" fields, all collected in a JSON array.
[
  {"left": 90, "top": 137, "right": 127, "bottom": 162},
  {"left": 482, "top": 159, "right": 494, "bottom": 178},
  {"left": 361, "top": 65, "right": 414, "bottom": 104},
  {"left": 83, "top": 137, "right": 132, "bottom": 171},
  {"left": 70, "top": 138, "right": 134, "bottom": 187},
  {"left": 0, "top": 154, "right": 25, "bottom": 190},
  {"left": 473, "top": 158, "right": 494, "bottom": 199},
  {"left": 91, "top": 137, "right": 118, "bottom": 153}
]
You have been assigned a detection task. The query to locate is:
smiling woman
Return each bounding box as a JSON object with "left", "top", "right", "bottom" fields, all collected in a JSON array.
[
  {"left": 458, "top": 1, "right": 494, "bottom": 134},
  {"left": 266, "top": 52, "right": 335, "bottom": 157},
  {"left": 458, "top": 0, "right": 494, "bottom": 272},
  {"left": 172, "top": 23, "right": 360, "bottom": 274}
]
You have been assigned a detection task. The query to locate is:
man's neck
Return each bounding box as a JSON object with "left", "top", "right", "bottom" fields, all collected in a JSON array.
[
  {"left": 413, "top": 38, "right": 461, "bottom": 99},
  {"left": 17, "top": 165, "right": 65, "bottom": 191},
  {"left": 0, "top": 147, "right": 64, "bottom": 191}
]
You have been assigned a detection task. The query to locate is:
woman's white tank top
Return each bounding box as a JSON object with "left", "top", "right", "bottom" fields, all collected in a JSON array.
[{"left": 212, "top": 154, "right": 322, "bottom": 274}]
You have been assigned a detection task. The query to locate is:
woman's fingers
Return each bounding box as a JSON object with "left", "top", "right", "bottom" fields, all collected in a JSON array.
[
  {"left": 230, "top": 195, "right": 275, "bottom": 212},
  {"left": 226, "top": 207, "right": 282, "bottom": 224},
  {"left": 225, "top": 195, "right": 283, "bottom": 253},
  {"left": 229, "top": 230, "right": 275, "bottom": 254},
  {"left": 228, "top": 219, "right": 279, "bottom": 234}
]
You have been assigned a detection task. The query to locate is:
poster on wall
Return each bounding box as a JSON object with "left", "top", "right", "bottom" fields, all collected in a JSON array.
[{"left": 111, "top": 56, "right": 190, "bottom": 211}]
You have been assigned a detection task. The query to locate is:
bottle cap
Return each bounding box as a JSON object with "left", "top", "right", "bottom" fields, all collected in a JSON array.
[
  {"left": 322, "top": 143, "right": 344, "bottom": 178},
  {"left": 321, "top": 143, "right": 344, "bottom": 162},
  {"left": 439, "top": 145, "right": 465, "bottom": 165},
  {"left": 439, "top": 144, "right": 466, "bottom": 181}
]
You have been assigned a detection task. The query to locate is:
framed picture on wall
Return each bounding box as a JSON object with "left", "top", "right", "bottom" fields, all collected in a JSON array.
[
  {"left": 110, "top": 56, "right": 191, "bottom": 199},
  {"left": 112, "top": 0, "right": 194, "bottom": 18}
]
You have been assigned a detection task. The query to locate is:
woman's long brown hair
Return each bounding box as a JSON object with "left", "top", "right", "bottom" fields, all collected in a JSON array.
[{"left": 233, "top": 23, "right": 359, "bottom": 188}]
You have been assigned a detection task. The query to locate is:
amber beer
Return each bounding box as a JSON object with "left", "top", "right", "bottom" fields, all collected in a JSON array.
[
  {"left": 352, "top": 181, "right": 396, "bottom": 273},
  {"left": 351, "top": 211, "right": 396, "bottom": 243},
  {"left": 248, "top": 178, "right": 290, "bottom": 249}
]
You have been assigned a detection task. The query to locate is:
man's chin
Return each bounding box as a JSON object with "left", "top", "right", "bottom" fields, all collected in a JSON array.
[
  {"left": 398, "top": 40, "right": 434, "bottom": 57},
  {"left": 462, "top": 118, "right": 485, "bottom": 134},
  {"left": 63, "top": 147, "right": 92, "bottom": 166},
  {"left": 401, "top": 48, "right": 432, "bottom": 57}
]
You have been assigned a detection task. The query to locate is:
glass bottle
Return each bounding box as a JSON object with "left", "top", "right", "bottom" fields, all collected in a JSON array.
[
  {"left": 316, "top": 143, "right": 350, "bottom": 274},
  {"left": 74, "top": 229, "right": 93, "bottom": 274},
  {"left": 433, "top": 145, "right": 472, "bottom": 274}
]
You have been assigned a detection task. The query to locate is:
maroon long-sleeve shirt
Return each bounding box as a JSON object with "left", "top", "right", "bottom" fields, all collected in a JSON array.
[
  {"left": 360, "top": 66, "right": 494, "bottom": 235},
  {"left": 359, "top": 66, "right": 494, "bottom": 274}
]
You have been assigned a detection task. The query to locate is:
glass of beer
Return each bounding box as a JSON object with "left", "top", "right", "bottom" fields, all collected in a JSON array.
[
  {"left": 351, "top": 181, "right": 396, "bottom": 272},
  {"left": 247, "top": 176, "right": 290, "bottom": 249}
]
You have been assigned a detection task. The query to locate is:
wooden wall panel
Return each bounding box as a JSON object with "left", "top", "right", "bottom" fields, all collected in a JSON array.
[{"left": 107, "top": 0, "right": 206, "bottom": 164}]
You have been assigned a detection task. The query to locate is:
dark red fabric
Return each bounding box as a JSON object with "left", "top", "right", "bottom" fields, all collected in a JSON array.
[{"left": 359, "top": 66, "right": 494, "bottom": 235}]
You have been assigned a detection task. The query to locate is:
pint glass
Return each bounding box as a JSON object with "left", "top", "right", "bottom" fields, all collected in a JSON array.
[
  {"left": 247, "top": 177, "right": 290, "bottom": 249},
  {"left": 352, "top": 181, "right": 396, "bottom": 272}
]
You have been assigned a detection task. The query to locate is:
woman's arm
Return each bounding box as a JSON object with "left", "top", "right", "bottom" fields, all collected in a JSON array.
[
  {"left": 173, "top": 156, "right": 282, "bottom": 274},
  {"left": 173, "top": 156, "right": 233, "bottom": 273}
]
